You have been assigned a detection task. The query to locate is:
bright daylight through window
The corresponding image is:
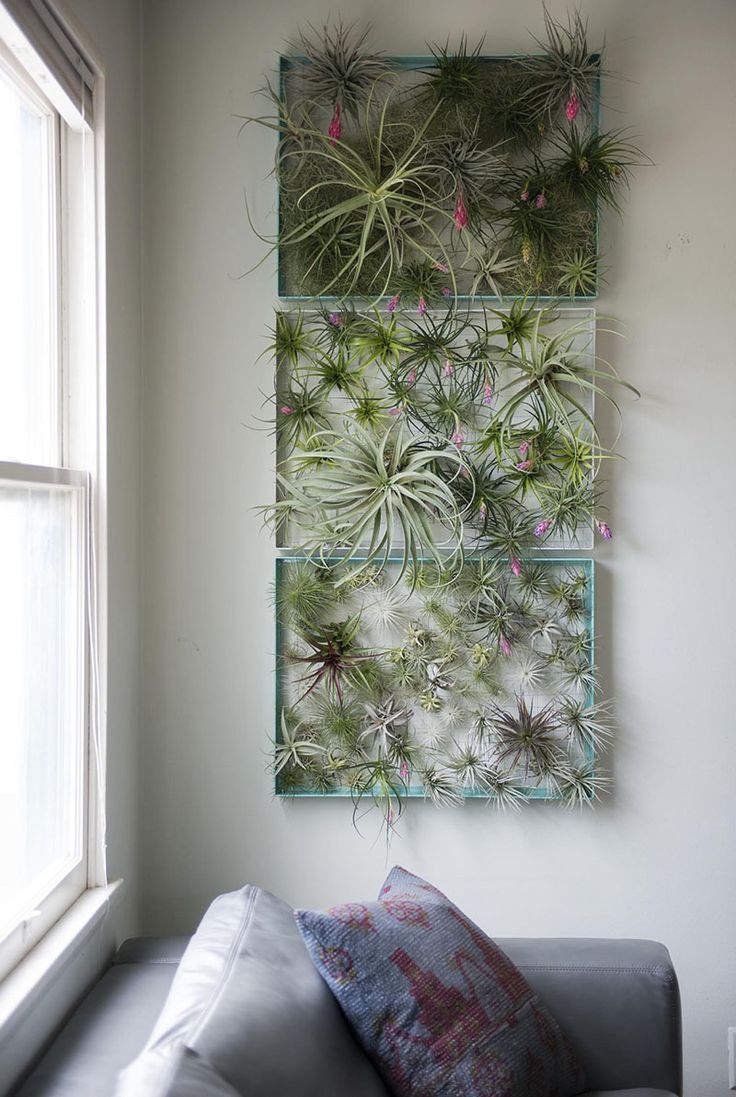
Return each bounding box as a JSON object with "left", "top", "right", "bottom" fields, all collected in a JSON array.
[{"left": 0, "top": 2, "right": 102, "bottom": 984}]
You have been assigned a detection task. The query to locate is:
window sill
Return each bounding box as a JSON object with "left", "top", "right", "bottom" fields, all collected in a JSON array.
[{"left": 0, "top": 879, "right": 124, "bottom": 1043}]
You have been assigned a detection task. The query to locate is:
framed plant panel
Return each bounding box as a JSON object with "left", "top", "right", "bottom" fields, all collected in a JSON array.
[
  {"left": 266, "top": 304, "right": 630, "bottom": 580},
  {"left": 274, "top": 555, "right": 604, "bottom": 824},
  {"left": 241, "top": 14, "right": 642, "bottom": 301}
]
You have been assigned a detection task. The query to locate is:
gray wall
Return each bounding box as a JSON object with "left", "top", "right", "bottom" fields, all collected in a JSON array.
[{"left": 138, "top": 1, "right": 736, "bottom": 1094}]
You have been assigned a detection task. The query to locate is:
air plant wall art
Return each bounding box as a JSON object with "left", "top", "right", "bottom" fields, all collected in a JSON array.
[
  {"left": 238, "top": 9, "right": 643, "bottom": 831},
  {"left": 242, "top": 12, "right": 643, "bottom": 300},
  {"left": 276, "top": 556, "right": 603, "bottom": 830}
]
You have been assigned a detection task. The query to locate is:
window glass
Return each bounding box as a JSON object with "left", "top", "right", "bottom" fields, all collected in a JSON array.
[{"left": 0, "top": 62, "right": 57, "bottom": 465}]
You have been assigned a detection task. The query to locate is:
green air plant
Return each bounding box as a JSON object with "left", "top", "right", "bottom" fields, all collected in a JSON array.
[
  {"left": 556, "top": 248, "right": 598, "bottom": 297},
  {"left": 550, "top": 127, "right": 645, "bottom": 214},
  {"left": 522, "top": 6, "right": 603, "bottom": 122},
  {"left": 288, "top": 22, "right": 392, "bottom": 130},
  {"left": 492, "top": 309, "right": 639, "bottom": 446},
  {"left": 391, "top": 259, "right": 450, "bottom": 309},
  {"left": 467, "top": 244, "right": 519, "bottom": 299},
  {"left": 258, "top": 91, "right": 460, "bottom": 298},
  {"left": 420, "top": 35, "right": 487, "bottom": 119},
  {"left": 272, "top": 421, "right": 467, "bottom": 585},
  {"left": 277, "top": 560, "right": 333, "bottom": 625},
  {"left": 275, "top": 383, "right": 331, "bottom": 449},
  {"left": 267, "top": 310, "right": 317, "bottom": 368}
]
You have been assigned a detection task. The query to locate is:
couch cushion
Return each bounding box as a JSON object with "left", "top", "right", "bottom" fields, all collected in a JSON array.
[
  {"left": 16, "top": 959, "right": 180, "bottom": 1096},
  {"left": 581, "top": 1091, "right": 677, "bottom": 1096},
  {"left": 116, "top": 885, "right": 389, "bottom": 1097},
  {"left": 296, "top": 865, "right": 585, "bottom": 1097}
]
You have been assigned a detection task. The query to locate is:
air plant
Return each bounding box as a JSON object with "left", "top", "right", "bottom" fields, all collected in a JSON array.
[
  {"left": 522, "top": 6, "right": 603, "bottom": 122},
  {"left": 289, "top": 22, "right": 392, "bottom": 127},
  {"left": 274, "top": 711, "right": 325, "bottom": 774},
  {"left": 351, "top": 313, "right": 409, "bottom": 369},
  {"left": 274, "top": 383, "right": 331, "bottom": 449},
  {"left": 362, "top": 585, "right": 411, "bottom": 634},
  {"left": 350, "top": 388, "right": 390, "bottom": 429},
  {"left": 468, "top": 243, "right": 519, "bottom": 299},
  {"left": 312, "top": 695, "right": 365, "bottom": 751},
  {"left": 448, "top": 742, "right": 496, "bottom": 792},
  {"left": 288, "top": 615, "right": 378, "bottom": 702},
  {"left": 277, "top": 560, "right": 332, "bottom": 624},
  {"left": 390, "top": 259, "right": 449, "bottom": 309},
  {"left": 256, "top": 92, "right": 460, "bottom": 298},
  {"left": 556, "top": 760, "right": 608, "bottom": 807},
  {"left": 360, "top": 698, "right": 410, "bottom": 754},
  {"left": 556, "top": 248, "right": 598, "bottom": 297},
  {"left": 273, "top": 421, "right": 467, "bottom": 585},
  {"left": 551, "top": 127, "right": 644, "bottom": 214},
  {"left": 268, "top": 310, "right": 317, "bottom": 368},
  {"left": 492, "top": 309, "right": 639, "bottom": 447},
  {"left": 420, "top": 35, "right": 487, "bottom": 118},
  {"left": 558, "top": 696, "right": 611, "bottom": 751},
  {"left": 434, "top": 129, "right": 506, "bottom": 220},
  {"left": 489, "top": 696, "right": 566, "bottom": 780},
  {"left": 420, "top": 763, "right": 463, "bottom": 806},
  {"left": 302, "top": 347, "right": 366, "bottom": 399}
]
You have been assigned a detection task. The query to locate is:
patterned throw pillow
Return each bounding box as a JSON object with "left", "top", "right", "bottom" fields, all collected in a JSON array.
[{"left": 295, "top": 866, "right": 585, "bottom": 1097}]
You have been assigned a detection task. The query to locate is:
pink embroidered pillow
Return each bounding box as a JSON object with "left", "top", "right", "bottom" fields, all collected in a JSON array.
[{"left": 295, "top": 866, "right": 584, "bottom": 1097}]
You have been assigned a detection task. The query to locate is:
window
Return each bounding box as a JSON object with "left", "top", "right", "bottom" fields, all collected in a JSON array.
[{"left": 0, "top": 3, "right": 103, "bottom": 983}]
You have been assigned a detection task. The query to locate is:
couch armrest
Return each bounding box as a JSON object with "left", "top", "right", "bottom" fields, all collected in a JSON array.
[{"left": 497, "top": 938, "right": 682, "bottom": 1095}]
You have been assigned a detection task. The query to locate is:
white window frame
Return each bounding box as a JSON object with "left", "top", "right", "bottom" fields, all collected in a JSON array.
[{"left": 0, "top": 6, "right": 106, "bottom": 986}]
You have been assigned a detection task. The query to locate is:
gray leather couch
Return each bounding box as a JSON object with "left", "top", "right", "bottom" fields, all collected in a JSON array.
[{"left": 14, "top": 935, "right": 682, "bottom": 1096}]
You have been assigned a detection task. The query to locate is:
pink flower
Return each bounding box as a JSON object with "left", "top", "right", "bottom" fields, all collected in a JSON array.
[
  {"left": 478, "top": 500, "right": 487, "bottom": 520},
  {"left": 596, "top": 519, "right": 613, "bottom": 540},
  {"left": 516, "top": 460, "right": 532, "bottom": 472},
  {"left": 453, "top": 190, "right": 469, "bottom": 230},
  {"left": 328, "top": 311, "right": 343, "bottom": 327},
  {"left": 406, "top": 369, "right": 417, "bottom": 386},
  {"left": 328, "top": 102, "right": 342, "bottom": 143},
  {"left": 483, "top": 380, "right": 493, "bottom": 405},
  {"left": 566, "top": 91, "right": 580, "bottom": 123},
  {"left": 535, "top": 193, "right": 547, "bottom": 209},
  {"left": 451, "top": 430, "right": 465, "bottom": 449},
  {"left": 388, "top": 406, "right": 403, "bottom": 417},
  {"left": 499, "top": 634, "right": 512, "bottom": 657},
  {"left": 442, "top": 360, "right": 455, "bottom": 378},
  {"left": 387, "top": 294, "right": 400, "bottom": 314},
  {"left": 520, "top": 190, "right": 530, "bottom": 202},
  {"left": 399, "top": 761, "right": 410, "bottom": 781},
  {"left": 534, "top": 518, "right": 552, "bottom": 538},
  {"left": 279, "top": 405, "right": 295, "bottom": 415},
  {"left": 418, "top": 296, "right": 427, "bottom": 316},
  {"left": 387, "top": 808, "right": 395, "bottom": 826},
  {"left": 518, "top": 440, "right": 530, "bottom": 457},
  {"left": 441, "top": 286, "right": 452, "bottom": 297},
  {"left": 510, "top": 557, "right": 522, "bottom": 578}
]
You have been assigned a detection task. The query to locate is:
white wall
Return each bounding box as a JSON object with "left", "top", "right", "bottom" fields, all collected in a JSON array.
[{"left": 140, "top": 1, "right": 736, "bottom": 1094}]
